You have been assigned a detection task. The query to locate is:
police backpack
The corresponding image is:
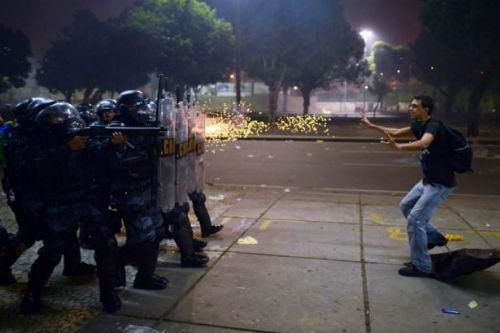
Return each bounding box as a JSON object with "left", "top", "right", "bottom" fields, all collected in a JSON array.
[{"left": 439, "top": 121, "right": 473, "bottom": 173}]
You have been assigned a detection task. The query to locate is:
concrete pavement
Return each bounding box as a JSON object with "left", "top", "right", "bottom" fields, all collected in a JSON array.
[{"left": 0, "top": 185, "right": 499, "bottom": 333}]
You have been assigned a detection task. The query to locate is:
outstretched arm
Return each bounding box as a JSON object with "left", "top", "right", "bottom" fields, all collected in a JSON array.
[{"left": 360, "top": 116, "right": 412, "bottom": 137}]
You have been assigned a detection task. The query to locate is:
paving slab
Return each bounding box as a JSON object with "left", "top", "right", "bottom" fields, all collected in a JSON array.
[
  {"left": 366, "top": 262, "right": 500, "bottom": 333},
  {"left": 478, "top": 230, "right": 500, "bottom": 248},
  {"left": 285, "top": 191, "right": 360, "bottom": 204},
  {"left": 451, "top": 208, "right": 500, "bottom": 231},
  {"left": 114, "top": 263, "right": 206, "bottom": 319},
  {"left": 202, "top": 217, "right": 257, "bottom": 252},
  {"left": 362, "top": 205, "right": 470, "bottom": 230},
  {"left": 221, "top": 198, "right": 276, "bottom": 218},
  {"left": 446, "top": 197, "right": 500, "bottom": 211},
  {"left": 442, "top": 230, "right": 493, "bottom": 251},
  {"left": 263, "top": 200, "right": 359, "bottom": 223},
  {"left": 360, "top": 194, "right": 404, "bottom": 206},
  {"left": 166, "top": 252, "right": 366, "bottom": 333},
  {"left": 157, "top": 321, "right": 260, "bottom": 332},
  {"left": 78, "top": 315, "right": 156, "bottom": 333},
  {"left": 229, "top": 219, "right": 360, "bottom": 261},
  {"left": 241, "top": 188, "right": 285, "bottom": 200}
]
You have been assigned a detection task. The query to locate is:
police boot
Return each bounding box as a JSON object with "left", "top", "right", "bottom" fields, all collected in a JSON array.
[
  {"left": 189, "top": 191, "right": 223, "bottom": 237},
  {"left": 0, "top": 236, "right": 18, "bottom": 285},
  {"left": 94, "top": 236, "right": 122, "bottom": 313},
  {"left": 20, "top": 248, "right": 60, "bottom": 314},
  {"left": 62, "top": 237, "right": 96, "bottom": 277},
  {"left": 193, "top": 238, "right": 207, "bottom": 252},
  {"left": 171, "top": 207, "right": 209, "bottom": 268},
  {"left": 133, "top": 241, "right": 168, "bottom": 290}
]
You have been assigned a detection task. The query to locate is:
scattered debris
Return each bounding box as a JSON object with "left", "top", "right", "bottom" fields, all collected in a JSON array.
[
  {"left": 485, "top": 223, "right": 491, "bottom": 228},
  {"left": 441, "top": 307, "right": 460, "bottom": 315},
  {"left": 235, "top": 145, "right": 241, "bottom": 149},
  {"left": 237, "top": 236, "right": 258, "bottom": 245},
  {"left": 468, "top": 301, "right": 478, "bottom": 309},
  {"left": 208, "top": 194, "right": 225, "bottom": 201},
  {"left": 445, "top": 234, "right": 464, "bottom": 241},
  {"left": 247, "top": 154, "right": 254, "bottom": 158},
  {"left": 267, "top": 155, "right": 274, "bottom": 159},
  {"left": 284, "top": 188, "right": 291, "bottom": 193}
]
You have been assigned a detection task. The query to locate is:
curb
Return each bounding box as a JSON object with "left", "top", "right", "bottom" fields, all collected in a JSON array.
[{"left": 235, "top": 135, "right": 500, "bottom": 144}]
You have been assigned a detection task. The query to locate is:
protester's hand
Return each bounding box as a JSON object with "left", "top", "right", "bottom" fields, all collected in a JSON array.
[
  {"left": 380, "top": 134, "right": 400, "bottom": 150},
  {"left": 360, "top": 116, "right": 373, "bottom": 128},
  {"left": 67, "top": 135, "right": 87, "bottom": 151},
  {"left": 111, "top": 132, "right": 127, "bottom": 145}
]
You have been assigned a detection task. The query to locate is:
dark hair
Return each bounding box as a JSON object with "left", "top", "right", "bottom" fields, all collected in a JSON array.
[{"left": 413, "top": 95, "right": 434, "bottom": 114}]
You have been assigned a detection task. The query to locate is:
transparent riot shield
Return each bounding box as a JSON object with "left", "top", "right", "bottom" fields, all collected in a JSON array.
[
  {"left": 194, "top": 104, "right": 206, "bottom": 192},
  {"left": 186, "top": 104, "right": 197, "bottom": 194},
  {"left": 175, "top": 102, "right": 189, "bottom": 205},
  {"left": 157, "top": 96, "right": 176, "bottom": 212}
]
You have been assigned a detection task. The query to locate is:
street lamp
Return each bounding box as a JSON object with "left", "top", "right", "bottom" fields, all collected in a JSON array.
[
  {"left": 363, "top": 85, "right": 369, "bottom": 115},
  {"left": 233, "top": 0, "right": 241, "bottom": 108},
  {"left": 359, "top": 29, "right": 375, "bottom": 57}
]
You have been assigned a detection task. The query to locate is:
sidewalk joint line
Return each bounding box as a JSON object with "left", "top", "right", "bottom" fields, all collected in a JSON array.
[
  {"left": 359, "top": 198, "right": 372, "bottom": 333},
  {"left": 446, "top": 206, "right": 496, "bottom": 248},
  {"left": 160, "top": 318, "right": 281, "bottom": 333},
  {"left": 156, "top": 191, "right": 288, "bottom": 325}
]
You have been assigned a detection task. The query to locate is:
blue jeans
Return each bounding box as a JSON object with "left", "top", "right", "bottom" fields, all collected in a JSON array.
[{"left": 399, "top": 180, "right": 454, "bottom": 273}]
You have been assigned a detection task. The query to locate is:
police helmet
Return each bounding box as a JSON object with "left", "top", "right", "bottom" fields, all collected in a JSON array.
[
  {"left": 116, "top": 90, "right": 150, "bottom": 125},
  {"left": 76, "top": 103, "right": 97, "bottom": 125},
  {"left": 15, "top": 97, "right": 56, "bottom": 129},
  {"left": 95, "top": 99, "right": 117, "bottom": 118},
  {"left": 35, "top": 102, "right": 85, "bottom": 141}
]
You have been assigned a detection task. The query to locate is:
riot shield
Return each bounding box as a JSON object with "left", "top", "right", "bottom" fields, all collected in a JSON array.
[
  {"left": 157, "top": 96, "right": 176, "bottom": 212},
  {"left": 194, "top": 103, "right": 206, "bottom": 192},
  {"left": 186, "top": 104, "right": 197, "bottom": 194},
  {"left": 175, "top": 101, "right": 189, "bottom": 205}
]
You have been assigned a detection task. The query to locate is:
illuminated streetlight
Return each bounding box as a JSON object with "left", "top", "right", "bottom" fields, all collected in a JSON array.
[
  {"left": 229, "top": 74, "right": 235, "bottom": 79},
  {"left": 359, "top": 29, "right": 375, "bottom": 57}
]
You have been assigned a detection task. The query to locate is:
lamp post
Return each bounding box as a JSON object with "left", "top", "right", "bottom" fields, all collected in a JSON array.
[{"left": 233, "top": 0, "right": 241, "bottom": 107}]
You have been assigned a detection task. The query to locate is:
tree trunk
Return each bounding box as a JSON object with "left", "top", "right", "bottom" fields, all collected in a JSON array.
[
  {"left": 282, "top": 85, "right": 289, "bottom": 115},
  {"left": 90, "top": 89, "right": 105, "bottom": 104},
  {"left": 466, "top": 81, "right": 488, "bottom": 137},
  {"left": 442, "top": 92, "right": 455, "bottom": 118},
  {"left": 64, "top": 90, "right": 74, "bottom": 103},
  {"left": 268, "top": 82, "right": 281, "bottom": 122},
  {"left": 82, "top": 88, "right": 94, "bottom": 103},
  {"left": 302, "top": 88, "right": 312, "bottom": 115}
]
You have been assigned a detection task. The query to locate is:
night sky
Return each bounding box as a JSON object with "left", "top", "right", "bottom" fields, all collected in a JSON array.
[{"left": 0, "top": 0, "right": 421, "bottom": 57}]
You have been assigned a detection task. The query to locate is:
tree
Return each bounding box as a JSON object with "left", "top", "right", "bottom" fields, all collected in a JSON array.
[
  {"left": 36, "top": 10, "right": 152, "bottom": 102},
  {"left": 0, "top": 24, "right": 32, "bottom": 94},
  {"left": 123, "top": 0, "right": 234, "bottom": 91},
  {"left": 412, "top": 32, "right": 464, "bottom": 118},
  {"left": 417, "top": 0, "right": 500, "bottom": 136},
  {"left": 286, "top": 0, "right": 365, "bottom": 114},
  {"left": 368, "top": 74, "right": 390, "bottom": 115}
]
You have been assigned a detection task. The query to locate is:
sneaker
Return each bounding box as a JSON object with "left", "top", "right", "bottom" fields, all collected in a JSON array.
[
  {"left": 398, "top": 264, "right": 434, "bottom": 278},
  {"left": 427, "top": 237, "right": 448, "bottom": 250}
]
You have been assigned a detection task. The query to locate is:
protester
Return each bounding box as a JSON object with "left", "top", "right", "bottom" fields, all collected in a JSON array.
[{"left": 361, "top": 95, "right": 454, "bottom": 277}]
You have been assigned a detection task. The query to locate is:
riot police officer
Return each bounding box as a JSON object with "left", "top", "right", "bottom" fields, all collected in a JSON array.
[
  {"left": 77, "top": 103, "right": 98, "bottom": 125},
  {"left": 0, "top": 98, "right": 95, "bottom": 286},
  {"left": 110, "top": 90, "right": 168, "bottom": 290},
  {"left": 91, "top": 99, "right": 118, "bottom": 126},
  {"left": 20, "top": 102, "right": 120, "bottom": 314}
]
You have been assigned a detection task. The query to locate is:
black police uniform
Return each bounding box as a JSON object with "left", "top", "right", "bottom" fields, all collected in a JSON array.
[
  {"left": 109, "top": 90, "right": 167, "bottom": 290},
  {"left": 20, "top": 102, "right": 120, "bottom": 314},
  {"left": 0, "top": 98, "right": 94, "bottom": 286}
]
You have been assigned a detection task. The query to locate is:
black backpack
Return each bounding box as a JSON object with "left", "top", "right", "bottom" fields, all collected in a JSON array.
[{"left": 438, "top": 121, "right": 473, "bottom": 173}]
